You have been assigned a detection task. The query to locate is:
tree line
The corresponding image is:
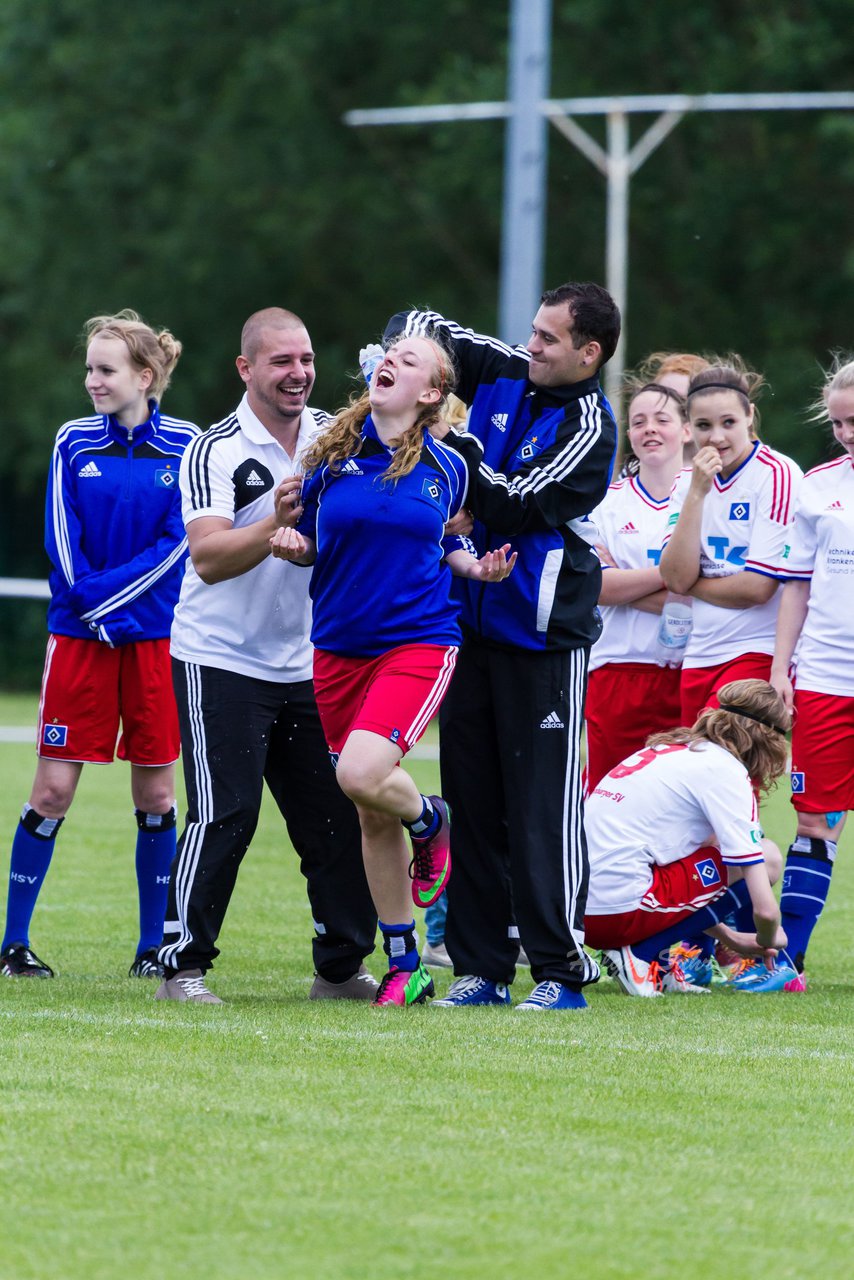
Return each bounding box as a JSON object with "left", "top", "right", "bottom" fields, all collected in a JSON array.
[{"left": 1, "top": 0, "right": 852, "bottom": 684}]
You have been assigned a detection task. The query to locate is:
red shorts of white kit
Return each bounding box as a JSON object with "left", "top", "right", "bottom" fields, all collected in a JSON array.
[
  {"left": 790, "top": 687, "right": 854, "bottom": 815},
  {"left": 679, "top": 652, "right": 772, "bottom": 727},
  {"left": 584, "top": 845, "right": 729, "bottom": 948},
  {"left": 585, "top": 662, "right": 682, "bottom": 792}
]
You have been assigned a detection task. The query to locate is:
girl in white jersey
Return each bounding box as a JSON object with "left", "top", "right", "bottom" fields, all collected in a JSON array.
[
  {"left": 586, "top": 383, "right": 690, "bottom": 789},
  {"left": 660, "top": 362, "right": 802, "bottom": 726},
  {"left": 584, "top": 678, "right": 791, "bottom": 996},
  {"left": 769, "top": 358, "right": 854, "bottom": 990}
]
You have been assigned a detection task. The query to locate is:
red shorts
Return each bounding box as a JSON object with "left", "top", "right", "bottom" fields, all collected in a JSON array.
[
  {"left": 37, "top": 635, "right": 180, "bottom": 766},
  {"left": 790, "top": 688, "right": 854, "bottom": 815},
  {"left": 680, "top": 652, "right": 772, "bottom": 726},
  {"left": 584, "top": 846, "right": 729, "bottom": 948},
  {"left": 585, "top": 663, "right": 682, "bottom": 792},
  {"left": 313, "top": 643, "right": 458, "bottom": 756}
]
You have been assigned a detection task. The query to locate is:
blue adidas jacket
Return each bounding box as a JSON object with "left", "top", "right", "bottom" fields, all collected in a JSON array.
[
  {"left": 385, "top": 310, "right": 617, "bottom": 652},
  {"left": 45, "top": 402, "right": 200, "bottom": 646}
]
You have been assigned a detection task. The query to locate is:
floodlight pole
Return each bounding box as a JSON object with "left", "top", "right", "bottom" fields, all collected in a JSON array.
[
  {"left": 499, "top": 0, "right": 551, "bottom": 345},
  {"left": 344, "top": 80, "right": 854, "bottom": 412}
]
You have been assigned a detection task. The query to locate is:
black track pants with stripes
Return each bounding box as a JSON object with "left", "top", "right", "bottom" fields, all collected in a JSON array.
[
  {"left": 159, "top": 661, "right": 376, "bottom": 979},
  {"left": 440, "top": 638, "right": 599, "bottom": 989}
]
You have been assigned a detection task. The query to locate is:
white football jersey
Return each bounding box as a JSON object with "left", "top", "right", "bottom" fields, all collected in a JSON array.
[
  {"left": 784, "top": 454, "right": 854, "bottom": 697},
  {"left": 585, "top": 740, "right": 763, "bottom": 916},
  {"left": 663, "top": 442, "right": 802, "bottom": 666},
  {"left": 589, "top": 475, "right": 670, "bottom": 670}
]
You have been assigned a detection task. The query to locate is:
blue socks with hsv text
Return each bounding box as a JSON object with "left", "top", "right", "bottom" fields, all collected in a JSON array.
[
  {"left": 780, "top": 836, "right": 835, "bottom": 973},
  {"left": 134, "top": 805, "right": 177, "bottom": 955},
  {"left": 2, "top": 805, "right": 64, "bottom": 950},
  {"left": 379, "top": 920, "right": 419, "bottom": 972},
  {"left": 632, "top": 880, "right": 754, "bottom": 963}
]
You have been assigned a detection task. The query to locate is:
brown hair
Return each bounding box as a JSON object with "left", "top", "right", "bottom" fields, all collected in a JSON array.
[
  {"left": 302, "top": 335, "right": 457, "bottom": 484},
  {"left": 620, "top": 382, "right": 688, "bottom": 477},
  {"left": 540, "top": 281, "right": 621, "bottom": 367},
  {"left": 647, "top": 678, "right": 790, "bottom": 793},
  {"left": 687, "top": 357, "right": 765, "bottom": 436},
  {"left": 83, "top": 309, "right": 182, "bottom": 401},
  {"left": 240, "top": 307, "right": 306, "bottom": 362},
  {"left": 628, "top": 351, "right": 711, "bottom": 396}
]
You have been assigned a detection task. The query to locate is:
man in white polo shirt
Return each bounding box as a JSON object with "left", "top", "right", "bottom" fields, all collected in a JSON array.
[{"left": 157, "top": 308, "right": 377, "bottom": 1003}]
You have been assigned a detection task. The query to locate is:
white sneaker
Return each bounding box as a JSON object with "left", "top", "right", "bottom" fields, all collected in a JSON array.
[
  {"left": 661, "top": 960, "right": 710, "bottom": 995},
  {"left": 602, "top": 947, "right": 663, "bottom": 997},
  {"left": 422, "top": 940, "right": 452, "bottom": 968},
  {"left": 155, "top": 968, "right": 223, "bottom": 1004}
]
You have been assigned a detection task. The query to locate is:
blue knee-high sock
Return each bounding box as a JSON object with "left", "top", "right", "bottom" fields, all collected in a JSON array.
[
  {"left": 134, "top": 805, "right": 177, "bottom": 955},
  {"left": 2, "top": 806, "right": 64, "bottom": 950},
  {"left": 379, "top": 920, "right": 419, "bottom": 972},
  {"left": 633, "top": 881, "right": 754, "bottom": 963},
  {"left": 780, "top": 837, "right": 835, "bottom": 973}
]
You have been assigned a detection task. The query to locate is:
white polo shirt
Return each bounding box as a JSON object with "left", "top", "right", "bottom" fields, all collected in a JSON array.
[{"left": 170, "top": 394, "right": 330, "bottom": 682}]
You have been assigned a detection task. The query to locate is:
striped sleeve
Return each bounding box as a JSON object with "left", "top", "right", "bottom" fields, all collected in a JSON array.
[
  {"left": 743, "top": 450, "right": 803, "bottom": 579},
  {"left": 444, "top": 394, "right": 614, "bottom": 535},
  {"left": 180, "top": 416, "right": 242, "bottom": 521}
]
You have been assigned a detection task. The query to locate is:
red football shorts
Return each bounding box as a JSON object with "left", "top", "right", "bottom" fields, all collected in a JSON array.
[
  {"left": 680, "top": 652, "right": 772, "bottom": 727},
  {"left": 37, "top": 634, "right": 180, "bottom": 766},
  {"left": 585, "top": 662, "right": 682, "bottom": 792},
  {"left": 584, "top": 845, "right": 730, "bottom": 948},
  {"left": 313, "top": 643, "right": 458, "bottom": 756},
  {"left": 790, "top": 687, "right": 854, "bottom": 815}
]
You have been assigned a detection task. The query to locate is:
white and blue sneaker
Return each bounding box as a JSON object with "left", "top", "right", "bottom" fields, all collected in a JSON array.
[
  {"left": 431, "top": 975, "right": 511, "bottom": 1007},
  {"left": 515, "top": 980, "right": 588, "bottom": 1011},
  {"left": 729, "top": 957, "right": 801, "bottom": 993}
]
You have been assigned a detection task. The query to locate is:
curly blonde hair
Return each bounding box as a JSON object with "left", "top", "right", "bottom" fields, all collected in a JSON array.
[
  {"left": 83, "top": 309, "right": 182, "bottom": 400},
  {"left": 647, "top": 678, "right": 790, "bottom": 793},
  {"left": 302, "top": 336, "right": 457, "bottom": 484}
]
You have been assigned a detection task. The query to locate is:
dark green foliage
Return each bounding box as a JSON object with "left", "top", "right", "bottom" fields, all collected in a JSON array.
[{"left": 1, "top": 0, "right": 851, "bottom": 685}]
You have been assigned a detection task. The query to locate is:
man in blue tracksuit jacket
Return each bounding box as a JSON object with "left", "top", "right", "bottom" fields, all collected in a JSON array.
[{"left": 386, "top": 281, "right": 620, "bottom": 1010}]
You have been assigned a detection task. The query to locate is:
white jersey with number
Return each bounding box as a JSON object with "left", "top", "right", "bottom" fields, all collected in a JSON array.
[
  {"left": 589, "top": 475, "right": 670, "bottom": 670},
  {"left": 585, "top": 740, "right": 763, "bottom": 916},
  {"left": 663, "top": 442, "right": 802, "bottom": 667},
  {"left": 784, "top": 454, "right": 854, "bottom": 697}
]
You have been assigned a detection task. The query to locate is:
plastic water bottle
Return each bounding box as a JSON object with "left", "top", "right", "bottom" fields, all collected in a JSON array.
[{"left": 653, "top": 595, "right": 693, "bottom": 667}]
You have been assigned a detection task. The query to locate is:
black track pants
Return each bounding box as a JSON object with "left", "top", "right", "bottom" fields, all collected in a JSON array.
[
  {"left": 160, "top": 661, "right": 376, "bottom": 979},
  {"left": 440, "top": 638, "right": 599, "bottom": 989}
]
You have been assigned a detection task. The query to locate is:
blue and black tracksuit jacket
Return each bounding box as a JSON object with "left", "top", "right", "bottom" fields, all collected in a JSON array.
[{"left": 386, "top": 310, "right": 617, "bottom": 652}]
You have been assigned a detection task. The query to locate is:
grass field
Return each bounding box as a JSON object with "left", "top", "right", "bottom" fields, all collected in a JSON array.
[{"left": 2, "top": 690, "right": 853, "bottom": 1279}]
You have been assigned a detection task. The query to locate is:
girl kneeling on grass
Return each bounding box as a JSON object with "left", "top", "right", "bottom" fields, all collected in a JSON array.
[
  {"left": 583, "top": 678, "right": 797, "bottom": 996},
  {"left": 270, "top": 335, "right": 515, "bottom": 1007}
]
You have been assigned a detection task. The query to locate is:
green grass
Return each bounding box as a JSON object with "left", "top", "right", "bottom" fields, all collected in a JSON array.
[{"left": 2, "top": 690, "right": 853, "bottom": 1279}]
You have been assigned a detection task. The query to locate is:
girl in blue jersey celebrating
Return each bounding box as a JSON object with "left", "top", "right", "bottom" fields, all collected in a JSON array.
[
  {"left": 270, "top": 335, "right": 515, "bottom": 1007},
  {"left": 0, "top": 311, "right": 198, "bottom": 981}
]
